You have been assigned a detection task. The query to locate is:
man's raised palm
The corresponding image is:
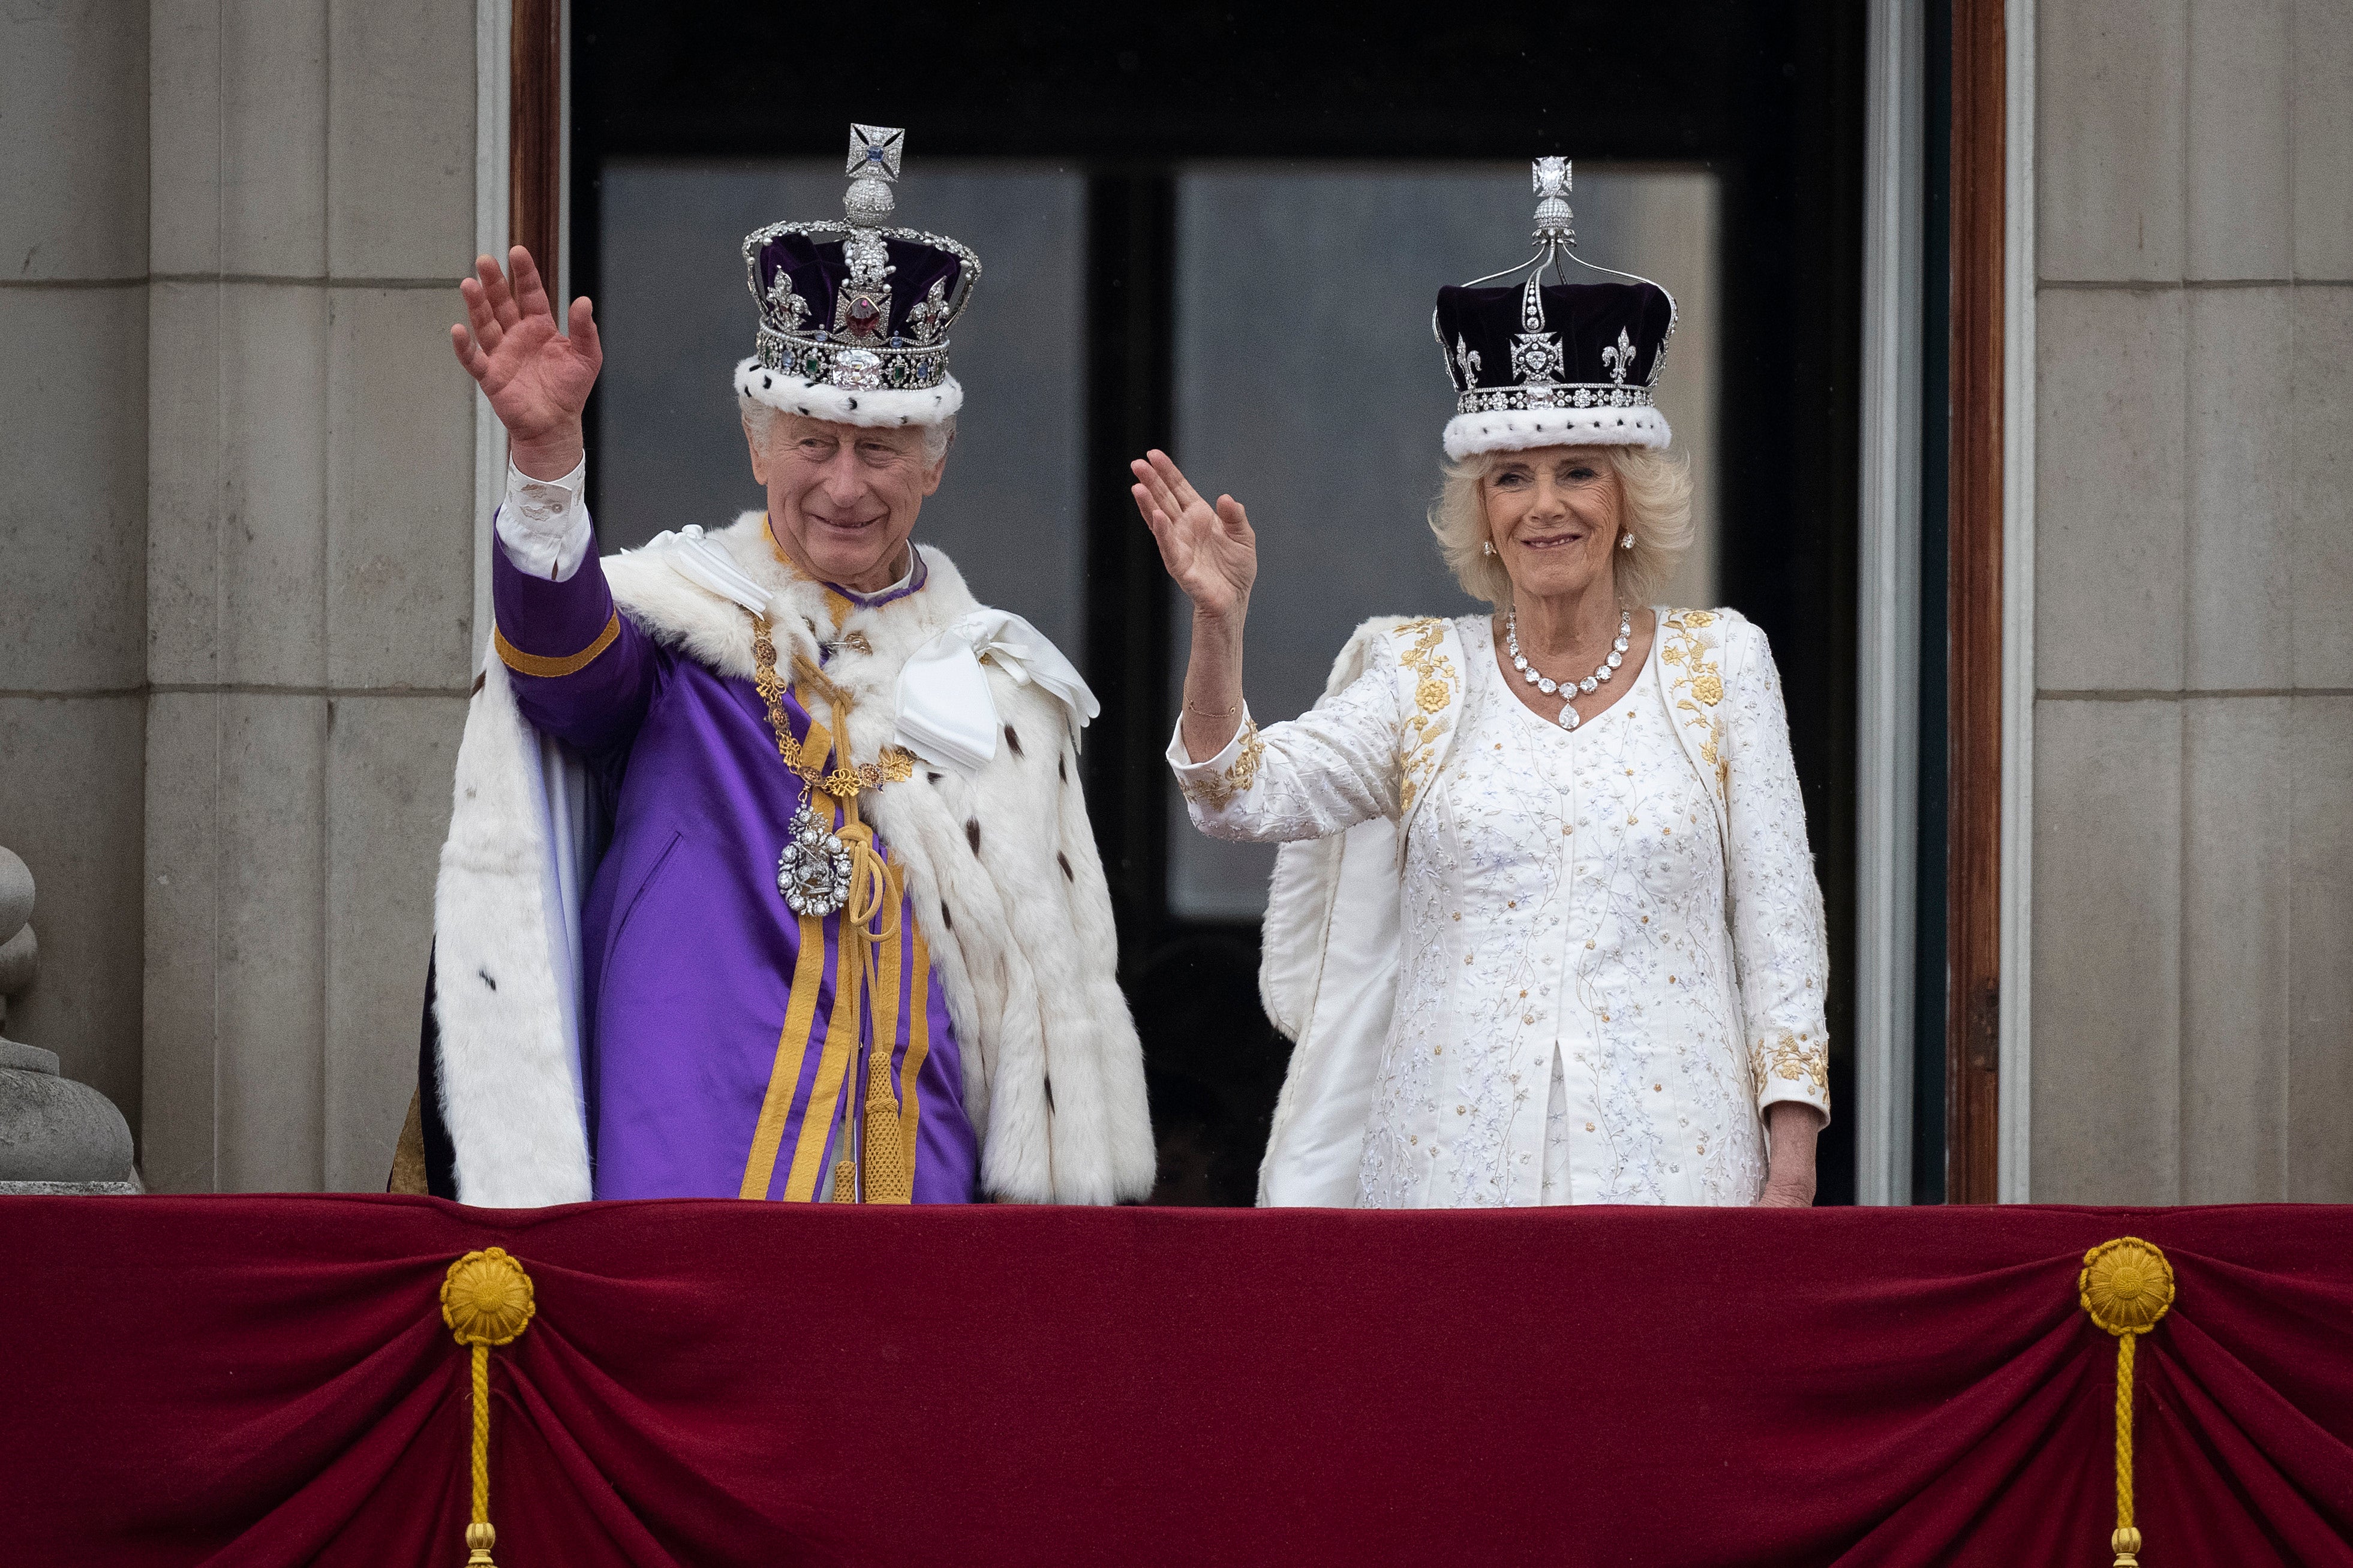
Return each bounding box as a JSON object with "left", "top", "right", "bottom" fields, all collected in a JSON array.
[{"left": 450, "top": 246, "right": 602, "bottom": 458}]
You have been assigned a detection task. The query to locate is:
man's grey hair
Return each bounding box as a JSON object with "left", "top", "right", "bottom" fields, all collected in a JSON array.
[{"left": 744, "top": 401, "right": 957, "bottom": 467}]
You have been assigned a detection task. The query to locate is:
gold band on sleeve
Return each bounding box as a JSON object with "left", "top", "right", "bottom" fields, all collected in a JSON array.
[{"left": 494, "top": 610, "right": 621, "bottom": 679}]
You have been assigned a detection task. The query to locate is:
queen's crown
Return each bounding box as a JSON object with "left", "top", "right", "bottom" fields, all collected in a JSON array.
[
  {"left": 741, "top": 125, "right": 980, "bottom": 398},
  {"left": 1434, "top": 159, "right": 1678, "bottom": 419}
]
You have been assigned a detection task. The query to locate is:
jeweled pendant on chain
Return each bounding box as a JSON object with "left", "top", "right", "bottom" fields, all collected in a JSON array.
[{"left": 776, "top": 795, "right": 854, "bottom": 917}]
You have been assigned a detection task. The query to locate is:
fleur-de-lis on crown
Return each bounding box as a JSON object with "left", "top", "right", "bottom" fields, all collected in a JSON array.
[
  {"left": 765, "top": 269, "right": 812, "bottom": 332},
  {"left": 1454, "top": 335, "right": 1482, "bottom": 389},
  {"left": 904, "top": 277, "right": 952, "bottom": 345},
  {"left": 1601, "top": 326, "right": 1638, "bottom": 386}
]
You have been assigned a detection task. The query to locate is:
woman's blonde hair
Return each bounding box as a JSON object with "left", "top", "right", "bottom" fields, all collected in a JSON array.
[{"left": 1428, "top": 444, "right": 1694, "bottom": 608}]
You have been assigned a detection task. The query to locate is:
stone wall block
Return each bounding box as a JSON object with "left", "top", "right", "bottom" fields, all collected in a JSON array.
[
  {"left": 2179, "top": 696, "right": 2290, "bottom": 1201},
  {"left": 151, "top": 0, "right": 332, "bottom": 278},
  {"left": 0, "top": 694, "right": 146, "bottom": 1136},
  {"left": 147, "top": 0, "right": 224, "bottom": 275},
  {"left": 0, "top": 287, "right": 149, "bottom": 692},
  {"left": 2183, "top": 286, "right": 2292, "bottom": 690},
  {"left": 326, "top": 0, "right": 476, "bottom": 279},
  {"left": 214, "top": 694, "right": 329, "bottom": 1192},
  {"left": 2292, "top": 0, "right": 2353, "bottom": 277},
  {"left": 0, "top": 0, "right": 148, "bottom": 279},
  {"left": 2288, "top": 694, "right": 2353, "bottom": 1200},
  {"left": 2039, "top": 0, "right": 2187, "bottom": 281},
  {"left": 147, "top": 281, "right": 223, "bottom": 682},
  {"left": 2291, "top": 287, "right": 2353, "bottom": 687},
  {"left": 327, "top": 288, "right": 478, "bottom": 690},
  {"left": 141, "top": 692, "right": 221, "bottom": 1191},
  {"left": 2030, "top": 698, "right": 2183, "bottom": 1203},
  {"left": 218, "top": 283, "right": 330, "bottom": 686},
  {"left": 2035, "top": 287, "right": 2187, "bottom": 691},
  {"left": 323, "top": 696, "right": 464, "bottom": 1190},
  {"left": 216, "top": 0, "right": 330, "bottom": 278},
  {"left": 2185, "top": 0, "right": 2292, "bottom": 281}
]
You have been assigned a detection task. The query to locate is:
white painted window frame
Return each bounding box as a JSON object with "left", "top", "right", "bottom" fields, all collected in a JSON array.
[
  {"left": 1999, "top": 0, "right": 2037, "bottom": 1203},
  {"left": 1856, "top": 0, "right": 1925, "bottom": 1205},
  {"left": 1857, "top": 0, "right": 2038, "bottom": 1205},
  {"left": 472, "top": 0, "right": 514, "bottom": 667}
]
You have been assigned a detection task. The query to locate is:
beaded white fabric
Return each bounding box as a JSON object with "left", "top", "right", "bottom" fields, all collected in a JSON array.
[{"left": 1170, "top": 609, "right": 1831, "bottom": 1208}]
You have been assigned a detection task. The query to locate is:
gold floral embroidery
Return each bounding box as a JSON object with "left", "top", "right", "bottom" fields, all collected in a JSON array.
[
  {"left": 1393, "top": 618, "right": 1458, "bottom": 813},
  {"left": 1179, "top": 720, "right": 1266, "bottom": 809},
  {"left": 1661, "top": 609, "right": 1729, "bottom": 795},
  {"left": 1751, "top": 1031, "right": 1829, "bottom": 1097}
]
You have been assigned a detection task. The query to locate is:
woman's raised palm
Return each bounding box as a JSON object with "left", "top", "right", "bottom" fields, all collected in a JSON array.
[
  {"left": 1131, "top": 450, "right": 1257, "bottom": 622},
  {"left": 449, "top": 246, "right": 602, "bottom": 447}
]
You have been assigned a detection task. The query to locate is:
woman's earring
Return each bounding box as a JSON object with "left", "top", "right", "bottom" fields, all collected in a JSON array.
[
  {"left": 1481, "top": 540, "right": 1498, "bottom": 557},
  {"left": 1619, "top": 532, "right": 1637, "bottom": 550}
]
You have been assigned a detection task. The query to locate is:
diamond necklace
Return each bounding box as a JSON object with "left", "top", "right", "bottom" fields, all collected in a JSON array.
[{"left": 1505, "top": 604, "right": 1633, "bottom": 732}]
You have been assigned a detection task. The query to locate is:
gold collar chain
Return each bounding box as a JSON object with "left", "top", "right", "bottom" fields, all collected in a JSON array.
[{"left": 750, "top": 615, "right": 916, "bottom": 803}]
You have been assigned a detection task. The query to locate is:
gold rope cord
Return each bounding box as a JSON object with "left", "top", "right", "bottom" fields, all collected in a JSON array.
[
  {"left": 2079, "top": 1237, "right": 2176, "bottom": 1567},
  {"left": 440, "top": 1248, "right": 537, "bottom": 1567},
  {"left": 747, "top": 610, "right": 916, "bottom": 1204}
]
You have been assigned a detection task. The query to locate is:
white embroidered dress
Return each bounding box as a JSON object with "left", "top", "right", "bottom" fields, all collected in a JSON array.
[{"left": 1170, "top": 608, "right": 1830, "bottom": 1208}]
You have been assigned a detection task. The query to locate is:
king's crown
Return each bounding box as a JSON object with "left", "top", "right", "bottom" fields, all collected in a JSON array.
[{"left": 740, "top": 124, "right": 980, "bottom": 401}]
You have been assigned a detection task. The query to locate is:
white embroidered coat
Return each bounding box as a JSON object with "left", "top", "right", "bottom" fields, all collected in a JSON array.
[{"left": 1170, "top": 609, "right": 1831, "bottom": 1209}]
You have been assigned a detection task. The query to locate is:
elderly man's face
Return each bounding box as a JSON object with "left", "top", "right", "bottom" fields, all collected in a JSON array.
[{"left": 747, "top": 411, "right": 944, "bottom": 592}]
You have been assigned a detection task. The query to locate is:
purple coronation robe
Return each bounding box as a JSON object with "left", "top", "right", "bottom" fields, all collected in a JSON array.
[{"left": 491, "top": 522, "right": 979, "bottom": 1203}]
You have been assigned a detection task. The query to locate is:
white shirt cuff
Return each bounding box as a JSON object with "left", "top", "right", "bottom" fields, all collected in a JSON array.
[
  {"left": 1165, "top": 708, "right": 1254, "bottom": 774},
  {"left": 497, "top": 456, "right": 594, "bottom": 582}
]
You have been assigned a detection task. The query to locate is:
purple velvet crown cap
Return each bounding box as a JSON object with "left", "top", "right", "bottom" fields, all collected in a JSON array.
[{"left": 755, "top": 233, "right": 967, "bottom": 347}]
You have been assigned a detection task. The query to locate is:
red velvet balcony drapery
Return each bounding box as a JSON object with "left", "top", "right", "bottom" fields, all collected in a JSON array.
[{"left": 7, "top": 1197, "right": 2352, "bottom": 1566}]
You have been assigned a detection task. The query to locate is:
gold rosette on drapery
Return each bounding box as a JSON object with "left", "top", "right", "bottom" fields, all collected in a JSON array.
[
  {"left": 441, "top": 1248, "right": 537, "bottom": 1566},
  {"left": 2079, "top": 1237, "right": 2175, "bottom": 1567}
]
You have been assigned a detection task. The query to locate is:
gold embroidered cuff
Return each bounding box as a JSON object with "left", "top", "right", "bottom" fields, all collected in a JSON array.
[
  {"left": 1177, "top": 720, "right": 1266, "bottom": 811},
  {"left": 1750, "top": 1030, "right": 1831, "bottom": 1106},
  {"left": 495, "top": 610, "right": 620, "bottom": 679}
]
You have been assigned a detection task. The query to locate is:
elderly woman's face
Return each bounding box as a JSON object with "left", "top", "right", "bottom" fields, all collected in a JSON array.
[
  {"left": 749, "top": 411, "right": 944, "bottom": 592},
  {"left": 1483, "top": 446, "right": 1622, "bottom": 603}
]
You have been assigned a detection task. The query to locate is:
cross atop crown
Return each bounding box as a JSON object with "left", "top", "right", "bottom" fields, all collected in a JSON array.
[
  {"left": 1531, "top": 157, "right": 1575, "bottom": 244},
  {"left": 846, "top": 124, "right": 904, "bottom": 182},
  {"left": 843, "top": 124, "right": 904, "bottom": 225}
]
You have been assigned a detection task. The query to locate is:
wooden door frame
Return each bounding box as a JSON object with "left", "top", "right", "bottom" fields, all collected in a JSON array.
[
  {"left": 509, "top": 0, "right": 563, "bottom": 276},
  {"left": 1946, "top": 0, "right": 2009, "bottom": 1203}
]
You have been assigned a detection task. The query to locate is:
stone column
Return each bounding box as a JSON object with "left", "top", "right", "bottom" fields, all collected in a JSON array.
[
  {"left": 140, "top": 0, "right": 483, "bottom": 1192},
  {"left": 2029, "top": 0, "right": 2353, "bottom": 1201}
]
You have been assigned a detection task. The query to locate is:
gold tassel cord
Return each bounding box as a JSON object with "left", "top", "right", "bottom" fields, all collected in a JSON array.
[
  {"left": 441, "top": 1248, "right": 537, "bottom": 1567},
  {"left": 749, "top": 610, "right": 920, "bottom": 1205},
  {"left": 2079, "top": 1238, "right": 2175, "bottom": 1567}
]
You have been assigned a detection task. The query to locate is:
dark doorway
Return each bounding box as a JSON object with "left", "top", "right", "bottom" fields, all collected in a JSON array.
[{"left": 570, "top": 2, "right": 1869, "bottom": 1205}]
